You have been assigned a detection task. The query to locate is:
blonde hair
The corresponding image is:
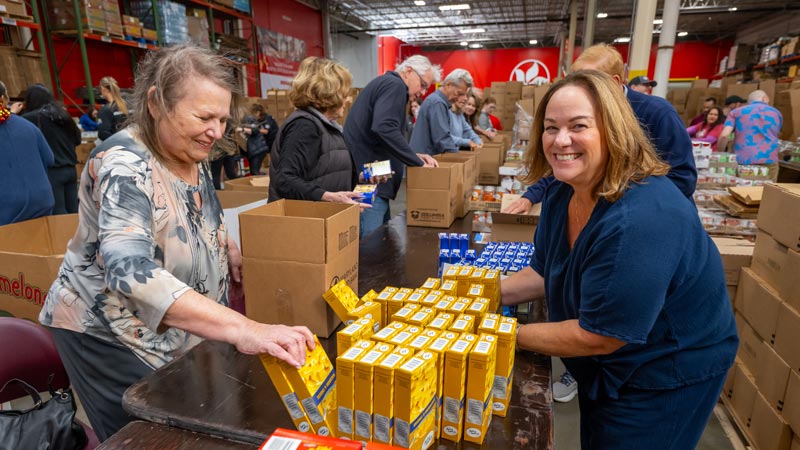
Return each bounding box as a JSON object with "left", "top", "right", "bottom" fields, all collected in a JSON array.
[
  {"left": 522, "top": 70, "right": 669, "bottom": 202},
  {"left": 128, "top": 44, "right": 243, "bottom": 164},
  {"left": 570, "top": 44, "right": 624, "bottom": 79},
  {"left": 99, "top": 76, "right": 129, "bottom": 115},
  {"left": 288, "top": 57, "right": 352, "bottom": 113}
]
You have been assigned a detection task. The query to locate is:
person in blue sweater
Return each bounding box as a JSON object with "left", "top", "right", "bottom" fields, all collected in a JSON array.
[
  {"left": 501, "top": 70, "right": 737, "bottom": 449},
  {"left": 504, "top": 44, "right": 696, "bottom": 215},
  {"left": 410, "top": 68, "right": 474, "bottom": 155},
  {"left": 0, "top": 80, "right": 55, "bottom": 225}
]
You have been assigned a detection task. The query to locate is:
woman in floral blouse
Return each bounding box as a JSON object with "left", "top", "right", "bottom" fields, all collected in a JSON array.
[{"left": 39, "top": 45, "right": 314, "bottom": 441}]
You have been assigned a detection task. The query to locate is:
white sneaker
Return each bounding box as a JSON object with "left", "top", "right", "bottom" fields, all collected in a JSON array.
[{"left": 552, "top": 371, "right": 578, "bottom": 403}]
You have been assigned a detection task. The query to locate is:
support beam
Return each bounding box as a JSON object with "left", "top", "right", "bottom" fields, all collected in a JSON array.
[
  {"left": 320, "top": 0, "right": 332, "bottom": 57},
  {"left": 652, "top": 0, "right": 680, "bottom": 98},
  {"left": 628, "top": 0, "right": 657, "bottom": 81},
  {"left": 566, "top": 0, "right": 578, "bottom": 67},
  {"left": 583, "top": 0, "right": 596, "bottom": 48}
]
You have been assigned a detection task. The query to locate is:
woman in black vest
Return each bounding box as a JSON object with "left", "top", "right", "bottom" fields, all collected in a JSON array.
[
  {"left": 269, "top": 57, "right": 365, "bottom": 207},
  {"left": 97, "top": 76, "right": 128, "bottom": 141}
]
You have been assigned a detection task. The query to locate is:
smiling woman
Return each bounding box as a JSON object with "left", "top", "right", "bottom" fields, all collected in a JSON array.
[{"left": 38, "top": 44, "right": 317, "bottom": 442}]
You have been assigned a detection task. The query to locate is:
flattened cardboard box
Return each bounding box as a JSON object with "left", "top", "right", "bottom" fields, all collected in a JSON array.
[{"left": 0, "top": 215, "right": 78, "bottom": 321}]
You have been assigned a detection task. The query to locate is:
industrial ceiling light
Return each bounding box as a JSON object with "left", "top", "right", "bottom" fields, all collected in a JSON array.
[
  {"left": 460, "top": 28, "right": 486, "bottom": 33},
  {"left": 460, "top": 41, "right": 469, "bottom": 46},
  {"left": 678, "top": 31, "right": 688, "bottom": 37},
  {"left": 439, "top": 3, "right": 470, "bottom": 11},
  {"left": 728, "top": 7, "right": 737, "bottom": 11},
  {"left": 653, "top": 19, "right": 663, "bottom": 24},
  {"left": 529, "top": 39, "right": 538, "bottom": 45},
  {"left": 614, "top": 36, "right": 631, "bottom": 43},
  {"left": 469, "top": 43, "right": 482, "bottom": 48},
  {"left": 414, "top": 0, "right": 425, "bottom": 5},
  {"left": 596, "top": 12, "right": 608, "bottom": 18}
]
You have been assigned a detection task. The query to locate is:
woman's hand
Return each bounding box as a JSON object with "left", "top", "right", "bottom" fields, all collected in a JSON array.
[
  {"left": 502, "top": 197, "right": 533, "bottom": 214},
  {"left": 227, "top": 238, "right": 242, "bottom": 283},
  {"left": 417, "top": 153, "right": 439, "bottom": 168},
  {"left": 485, "top": 129, "right": 497, "bottom": 139},
  {"left": 321, "top": 191, "right": 372, "bottom": 209},
  {"left": 236, "top": 322, "right": 316, "bottom": 368}
]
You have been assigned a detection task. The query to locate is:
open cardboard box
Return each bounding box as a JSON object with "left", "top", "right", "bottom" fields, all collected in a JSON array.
[
  {"left": 490, "top": 194, "right": 540, "bottom": 242},
  {"left": 224, "top": 175, "right": 270, "bottom": 193},
  {"left": 406, "top": 163, "right": 462, "bottom": 228}
]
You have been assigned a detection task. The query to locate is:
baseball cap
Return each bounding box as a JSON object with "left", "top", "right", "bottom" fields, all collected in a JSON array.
[
  {"left": 725, "top": 95, "right": 746, "bottom": 106},
  {"left": 629, "top": 76, "right": 657, "bottom": 87}
]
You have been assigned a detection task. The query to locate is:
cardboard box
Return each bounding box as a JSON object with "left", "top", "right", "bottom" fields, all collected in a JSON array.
[
  {"left": 434, "top": 152, "right": 478, "bottom": 218},
  {"left": 373, "top": 347, "right": 414, "bottom": 445},
  {"left": 490, "top": 212, "right": 539, "bottom": 243},
  {"left": 782, "top": 369, "right": 800, "bottom": 435},
  {"left": 774, "top": 302, "right": 800, "bottom": 372},
  {"left": 0, "top": 215, "right": 77, "bottom": 321},
  {"left": 735, "top": 268, "right": 781, "bottom": 343},
  {"left": 441, "top": 333, "right": 477, "bottom": 442},
  {"left": 758, "top": 184, "right": 800, "bottom": 250},
  {"left": 224, "top": 175, "right": 269, "bottom": 193},
  {"left": 712, "top": 236, "right": 754, "bottom": 286},
  {"left": 259, "top": 354, "right": 314, "bottom": 434},
  {"left": 215, "top": 190, "right": 268, "bottom": 209},
  {"left": 406, "top": 163, "right": 462, "bottom": 228},
  {"left": 782, "top": 249, "right": 800, "bottom": 311},
  {"left": 463, "top": 334, "right": 497, "bottom": 444},
  {"left": 393, "top": 350, "right": 438, "bottom": 450},
  {"left": 730, "top": 362, "right": 757, "bottom": 429},
  {"left": 280, "top": 336, "right": 337, "bottom": 436},
  {"left": 240, "top": 200, "right": 359, "bottom": 337},
  {"left": 261, "top": 428, "right": 362, "bottom": 450},
  {"left": 723, "top": 359, "right": 737, "bottom": 399},
  {"left": 737, "top": 314, "right": 763, "bottom": 372},
  {"left": 750, "top": 392, "right": 793, "bottom": 450},
  {"left": 755, "top": 340, "right": 791, "bottom": 411},
  {"left": 475, "top": 146, "right": 502, "bottom": 185},
  {"left": 354, "top": 343, "right": 394, "bottom": 442}
]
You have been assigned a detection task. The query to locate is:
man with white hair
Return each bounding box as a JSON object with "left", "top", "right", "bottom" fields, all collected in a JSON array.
[
  {"left": 410, "top": 68, "right": 474, "bottom": 155},
  {"left": 718, "top": 90, "right": 782, "bottom": 181},
  {"left": 344, "top": 54, "right": 441, "bottom": 238}
]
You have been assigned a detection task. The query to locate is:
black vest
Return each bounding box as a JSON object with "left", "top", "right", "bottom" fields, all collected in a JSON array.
[{"left": 269, "top": 108, "right": 355, "bottom": 201}]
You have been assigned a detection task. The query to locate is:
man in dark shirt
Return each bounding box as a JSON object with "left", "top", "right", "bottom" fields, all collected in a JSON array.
[{"left": 344, "top": 55, "right": 441, "bottom": 238}]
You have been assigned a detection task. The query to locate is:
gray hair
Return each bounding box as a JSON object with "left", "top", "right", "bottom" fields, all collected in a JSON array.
[
  {"left": 443, "top": 68, "right": 473, "bottom": 89},
  {"left": 396, "top": 55, "right": 443, "bottom": 84},
  {"left": 748, "top": 89, "right": 768, "bottom": 103}
]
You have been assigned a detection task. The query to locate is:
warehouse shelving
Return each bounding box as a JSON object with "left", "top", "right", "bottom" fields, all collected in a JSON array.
[{"left": 1, "top": 0, "right": 53, "bottom": 92}]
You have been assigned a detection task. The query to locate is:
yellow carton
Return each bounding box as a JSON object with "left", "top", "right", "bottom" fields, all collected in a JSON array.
[
  {"left": 408, "top": 329, "right": 440, "bottom": 352},
  {"left": 442, "top": 265, "right": 460, "bottom": 282},
  {"left": 406, "top": 307, "right": 435, "bottom": 328},
  {"left": 466, "top": 283, "right": 485, "bottom": 299},
  {"left": 259, "top": 354, "right": 313, "bottom": 434},
  {"left": 354, "top": 343, "right": 394, "bottom": 441},
  {"left": 449, "top": 313, "right": 476, "bottom": 334},
  {"left": 477, "top": 313, "right": 500, "bottom": 335},
  {"left": 420, "top": 290, "right": 442, "bottom": 308},
  {"left": 394, "top": 350, "right": 439, "bottom": 450},
  {"left": 388, "top": 325, "right": 422, "bottom": 347},
  {"left": 464, "top": 334, "right": 497, "bottom": 444},
  {"left": 387, "top": 290, "right": 410, "bottom": 321},
  {"left": 433, "top": 298, "right": 454, "bottom": 314},
  {"left": 446, "top": 298, "right": 470, "bottom": 315},
  {"left": 280, "top": 336, "right": 337, "bottom": 436},
  {"left": 376, "top": 287, "right": 398, "bottom": 325},
  {"left": 391, "top": 303, "right": 420, "bottom": 323},
  {"left": 425, "top": 331, "right": 458, "bottom": 439},
  {"left": 373, "top": 347, "right": 415, "bottom": 445},
  {"left": 372, "top": 321, "right": 406, "bottom": 343},
  {"left": 439, "top": 279, "right": 457, "bottom": 296},
  {"left": 406, "top": 288, "right": 428, "bottom": 304},
  {"left": 456, "top": 266, "right": 474, "bottom": 296},
  {"left": 335, "top": 340, "right": 375, "bottom": 438},
  {"left": 337, "top": 318, "right": 375, "bottom": 356},
  {"left": 441, "top": 333, "right": 477, "bottom": 442},
  {"left": 360, "top": 289, "right": 378, "bottom": 303},
  {"left": 347, "top": 301, "right": 382, "bottom": 332},
  {"left": 427, "top": 312, "right": 454, "bottom": 331},
  {"left": 322, "top": 279, "right": 361, "bottom": 323},
  {"left": 465, "top": 297, "right": 490, "bottom": 318},
  {"left": 493, "top": 317, "right": 518, "bottom": 416},
  {"left": 468, "top": 267, "right": 486, "bottom": 287},
  {"left": 482, "top": 270, "right": 501, "bottom": 311},
  {"left": 421, "top": 277, "right": 440, "bottom": 290}
]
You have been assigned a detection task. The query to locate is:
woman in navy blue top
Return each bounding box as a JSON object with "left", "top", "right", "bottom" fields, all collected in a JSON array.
[{"left": 500, "top": 70, "right": 738, "bottom": 450}]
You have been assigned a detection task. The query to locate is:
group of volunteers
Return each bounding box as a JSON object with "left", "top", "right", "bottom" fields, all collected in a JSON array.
[{"left": 0, "top": 42, "right": 743, "bottom": 449}]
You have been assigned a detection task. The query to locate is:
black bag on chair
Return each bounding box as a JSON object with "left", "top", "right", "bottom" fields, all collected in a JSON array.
[{"left": 0, "top": 378, "right": 88, "bottom": 450}]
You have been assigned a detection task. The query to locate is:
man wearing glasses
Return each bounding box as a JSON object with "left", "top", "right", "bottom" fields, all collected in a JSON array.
[
  {"left": 345, "top": 55, "right": 441, "bottom": 238},
  {"left": 410, "top": 68, "right": 474, "bottom": 155}
]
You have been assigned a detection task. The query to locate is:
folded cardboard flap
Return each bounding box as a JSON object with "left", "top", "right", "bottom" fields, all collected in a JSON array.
[{"left": 0, "top": 214, "right": 77, "bottom": 256}]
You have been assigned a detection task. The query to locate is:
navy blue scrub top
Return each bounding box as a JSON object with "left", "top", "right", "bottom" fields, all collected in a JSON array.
[{"left": 531, "top": 176, "right": 738, "bottom": 400}]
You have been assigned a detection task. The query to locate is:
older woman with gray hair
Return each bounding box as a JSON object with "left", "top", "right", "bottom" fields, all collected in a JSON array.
[
  {"left": 38, "top": 45, "right": 315, "bottom": 441},
  {"left": 410, "top": 68, "right": 474, "bottom": 154}
]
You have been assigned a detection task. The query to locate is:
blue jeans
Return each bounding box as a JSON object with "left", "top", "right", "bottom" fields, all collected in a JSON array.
[{"left": 360, "top": 196, "right": 390, "bottom": 238}]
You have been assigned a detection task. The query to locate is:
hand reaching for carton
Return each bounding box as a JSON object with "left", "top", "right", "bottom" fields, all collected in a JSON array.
[
  {"left": 322, "top": 191, "right": 372, "bottom": 210},
  {"left": 417, "top": 153, "right": 439, "bottom": 168},
  {"left": 502, "top": 197, "right": 532, "bottom": 214},
  {"left": 236, "top": 322, "right": 316, "bottom": 368}
]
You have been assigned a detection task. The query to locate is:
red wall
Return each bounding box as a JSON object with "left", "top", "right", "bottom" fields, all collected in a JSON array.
[
  {"left": 380, "top": 39, "right": 732, "bottom": 88},
  {"left": 251, "top": 0, "right": 323, "bottom": 57}
]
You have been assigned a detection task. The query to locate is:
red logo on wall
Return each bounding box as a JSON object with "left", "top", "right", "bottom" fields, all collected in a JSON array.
[{"left": 509, "top": 59, "right": 551, "bottom": 85}]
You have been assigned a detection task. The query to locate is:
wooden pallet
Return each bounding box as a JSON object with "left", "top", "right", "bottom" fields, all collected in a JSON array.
[
  {"left": 54, "top": 28, "right": 126, "bottom": 40},
  {"left": 0, "top": 11, "right": 33, "bottom": 22}
]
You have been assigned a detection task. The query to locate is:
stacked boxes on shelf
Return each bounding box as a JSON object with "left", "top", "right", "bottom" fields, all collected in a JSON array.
[
  {"left": 185, "top": 8, "right": 209, "bottom": 47},
  {"left": 48, "top": 0, "right": 115, "bottom": 35},
  {"left": 130, "top": 0, "right": 187, "bottom": 45}
]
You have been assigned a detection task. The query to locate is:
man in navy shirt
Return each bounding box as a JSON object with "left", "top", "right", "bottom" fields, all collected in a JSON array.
[
  {"left": 504, "top": 44, "right": 696, "bottom": 215},
  {"left": 409, "top": 68, "right": 474, "bottom": 155},
  {"left": 344, "top": 55, "right": 440, "bottom": 238}
]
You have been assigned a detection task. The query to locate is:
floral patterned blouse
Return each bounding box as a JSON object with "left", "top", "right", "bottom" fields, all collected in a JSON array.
[{"left": 39, "top": 129, "right": 230, "bottom": 369}]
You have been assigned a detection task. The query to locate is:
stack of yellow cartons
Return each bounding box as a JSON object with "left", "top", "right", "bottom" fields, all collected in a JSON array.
[
  {"left": 424, "top": 331, "right": 458, "bottom": 439},
  {"left": 447, "top": 297, "right": 470, "bottom": 316},
  {"left": 394, "top": 350, "right": 439, "bottom": 450},
  {"left": 441, "top": 333, "right": 477, "bottom": 442},
  {"left": 324, "top": 281, "right": 382, "bottom": 329},
  {"left": 725, "top": 183, "right": 800, "bottom": 450},
  {"left": 455, "top": 266, "right": 474, "bottom": 296},
  {"left": 482, "top": 269, "right": 501, "bottom": 312},
  {"left": 373, "top": 347, "right": 415, "bottom": 445},
  {"left": 259, "top": 354, "right": 313, "bottom": 434},
  {"left": 354, "top": 343, "right": 395, "bottom": 442},
  {"left": 493, "top": 316, "right": 518, "bottom": 416},
  {"left": 335, "top": 341, "right": 374, "bottom": 439},
  {"left": 465, "top": 297, "right": 491, "bottom": 318},
  {"left": 375, "top": 287, "right": 398, "bottom": 325},
  {"left": 439, "top": 279, "right": 457, "bottom": 297},
  {"left": 464, "top": 334, "right": 497, "bottom": 444},
  {"left": 387, "top": 289, "right": 411, "bottom": 322},
  {"left": 337, "top": 318, "right": 375, "bottom": 356}
]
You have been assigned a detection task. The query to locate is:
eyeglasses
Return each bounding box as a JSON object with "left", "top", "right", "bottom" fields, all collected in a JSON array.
[{"left": 411, "top": 68, "right": 430, "bottom": 92}]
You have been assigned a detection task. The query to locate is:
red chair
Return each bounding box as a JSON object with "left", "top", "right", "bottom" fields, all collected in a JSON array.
[{"left": 0, "top": 317, "right": 100, "bottom": 449}]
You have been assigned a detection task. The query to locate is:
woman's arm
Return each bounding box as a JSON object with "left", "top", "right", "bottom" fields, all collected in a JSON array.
[
  {"left": 500, "top": 266, "right": 545, "bottom": 305},
  {"left": 685, "top": 124, "right": 698, "bottom": 137},
  {"left": 517, "top": 320, "right": 626, "bottom": 357}
]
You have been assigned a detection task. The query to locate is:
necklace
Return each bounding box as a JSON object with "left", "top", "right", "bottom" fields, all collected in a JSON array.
[{"left": 0, "top": 105, "right": 11, "bottom": 125}]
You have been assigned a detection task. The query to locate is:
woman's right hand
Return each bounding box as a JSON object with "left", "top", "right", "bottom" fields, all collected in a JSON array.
[{"left": 236, "top": 322, "right": 316, "bottom": 368}]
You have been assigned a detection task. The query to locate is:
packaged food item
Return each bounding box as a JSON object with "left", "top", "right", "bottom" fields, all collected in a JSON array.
[
  {"left": 335, "top": 341, "right": 375, "bottom": 438},
  {"left": 372, "top": 321, "right": 406, "bottom": 343},
  {"left": 477, "top": 313, "right": 500, "bottom": 335},
  {"left": 424, "top": 331, "right": 458, "bottom": 439},
  {"left": 456, "top": 266, "right": 474, "bottom": 296},
  {"left": 347, "top": 301, "right": 382, "bottom": 332},
  {"left": 421, "top": 278, "right": 440, "bottom": 290},
  {"left": 337, "top": 318, "right": 376, "bottom": 356},
  {"left": 464, "top": 334, "right": 497, "bottom": 444},
  {"left": 493, "top": 317, "right": 518, "bottom": 417},
  {"left": 361, "top": 289, "right": 378, "bottom": 303},
  {"left": 448, "top": 313, "right": 475, "bottom": 334},
  {"left": 465, "top": 297, "right": 490, "bottom": 318},
  {"left": 471, "top": 185, "right": 483, "bottom": 202},
  {"left": 420, "top": 290, "right": 442, "bottom": 307},
  {"left": 441, "top": 334, "right": 477, "bottom": 442},
  {"left": 388, "top": 325, "right": 423, "bottom": 347},
  {"left": 354, "top": 343, "right": 395, "bottom": 442},
  {"left": 375, "top": 287, "right": 398, "bottom": 326},
  {"left": 433, "top": 297, "right": 454, "bottom": 314},
  {"left": 408, "top": 329, "right": 440, "bottom": 352},
  {"left": 387, "top": 289, "right": 411, "bottom": 320},
  {"left": 466, "top": 283, "right": 485, "bottom": 299},
  {"left": 393, "top": 350, "right": 438, "bottom": 450},
  {"left": 373, "top": 347, "right": 415, "bottom": 445},
  {"left": 277, "top": 335, "right": 337, "bottom": 436},
  {"left": 482, "top": 186, "right": 496, "bottom": 202},
  {"left": 447, "top": 298, "right": 470, "bottom": 316},
  {"left": 406, "top": 307, "right": 435, "bottom": 328},
  {"left": 439, "top": 279, "right": 457, "bottom": 296},
  {"left": 259, "top": 355, "right": 314, "bottom": 434},
  {"left": 406, "top": 288, "right": 428, "bottom": 304},
  {"left": 354, "top": 184, "right": 378, "bottom": 205},
  {"left": 392, "top": 303, "right": 421, "bottom": 323},
  {"left": 362, "top": 160, "right": 393, "bottom": 180},
  {"left": 261, "top": 428, "right": 362, "bottom": 449},
  {"left": 438, "top": 233, "right": 449, "bottom": 250},
  {"left": 323, "top": 280, "right": 362, "bottom": 324}
]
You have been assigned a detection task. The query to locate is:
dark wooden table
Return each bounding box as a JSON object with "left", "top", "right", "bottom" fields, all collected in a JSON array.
[
  {"left": 778, "top": 160, "right": 800, "bottom": 183},
  {"left": 97, "top": 421, "right": 257, "bottom": 449},
  {"left": 123, "top": 216, "right": 553, "bottom": 449}
]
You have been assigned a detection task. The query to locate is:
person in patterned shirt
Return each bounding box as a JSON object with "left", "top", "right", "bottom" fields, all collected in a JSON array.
[{"left": 718, "top": 90, "right": 782, "bottom": 180}]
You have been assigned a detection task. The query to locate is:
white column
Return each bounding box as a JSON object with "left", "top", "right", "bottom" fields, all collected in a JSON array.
[
  {"left": 557, "top": 29, "right": 566, "bottom": 78},
  {"left": 652, "top": 0, "right": 679, "bottom": 98},
  {"left": 320, "top": 0, "right": 333, "bottom": 58},
  {"left": 628, "top": 0, "right": 657, "bottom": 82},
  {"left": 583, "top": 0, "right": 596, "bottom": 49},
  {"left": 566, "top": 0, "right": 579, "bottom": 67}
]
